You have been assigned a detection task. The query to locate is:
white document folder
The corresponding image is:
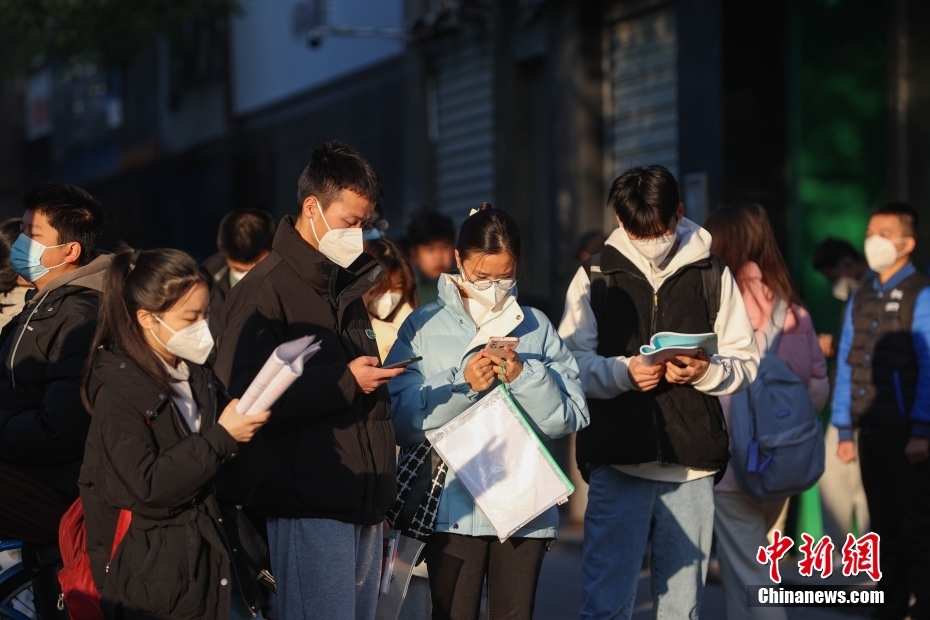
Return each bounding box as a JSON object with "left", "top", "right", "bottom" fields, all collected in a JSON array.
[{"left": 426, "top": 385, "right": 574, "bottom": 542}]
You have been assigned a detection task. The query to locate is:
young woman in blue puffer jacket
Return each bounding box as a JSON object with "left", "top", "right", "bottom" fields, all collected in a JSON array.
[{"left": 386, "top": 202, "right": 589, "bottom": 620}]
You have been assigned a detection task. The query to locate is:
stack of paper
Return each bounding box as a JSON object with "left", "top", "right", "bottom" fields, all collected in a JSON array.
[
  {"left": 426, "top": 386, "right": 574, "bottom": 542},
  {"left": 639, "top": 331, "right": 718, "bottom": 365},
  {"left": 236, "top": 335, "right": 321, "bottom": 416}
]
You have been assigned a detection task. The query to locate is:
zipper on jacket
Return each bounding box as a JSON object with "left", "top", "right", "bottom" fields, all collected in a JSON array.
[{"left": 9, "top": 290, "right": 51, "bottom": 388}]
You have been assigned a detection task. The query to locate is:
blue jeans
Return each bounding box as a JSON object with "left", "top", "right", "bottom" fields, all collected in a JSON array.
[{"left": 579, "top": 466, "right": 715, "bottom": 620}]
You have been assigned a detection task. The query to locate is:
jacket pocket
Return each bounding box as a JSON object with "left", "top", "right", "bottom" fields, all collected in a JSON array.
[{"left": 112, "top": 526, "right": 191, "bottom": 616}]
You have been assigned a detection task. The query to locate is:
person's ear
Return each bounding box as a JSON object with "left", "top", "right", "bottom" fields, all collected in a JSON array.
[
  {"left": 136, "top": 308, "right": 157, "bottom": 331},
  {"left": 904, "top": 236, "right": 917, "bottom": 255},
  {"left": 454, "top": 249, "right": 462, "bottom": 270},
  {"left": 301, "top": 196, "right": 319, "bottom": 220},
  {"left": 62, "top": 241, "right": 82, "bottom": 265},
  {"left": 677, "top": 203, "right": 685, "bottom": 221}
]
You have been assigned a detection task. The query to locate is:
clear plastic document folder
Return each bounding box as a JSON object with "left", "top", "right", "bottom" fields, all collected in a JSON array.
[{"left": 426, "top": 385, "right": 575, "bottom": 542}]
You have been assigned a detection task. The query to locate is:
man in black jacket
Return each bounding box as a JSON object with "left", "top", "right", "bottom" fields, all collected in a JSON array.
[
  {"left": 0, "top": 183, "right": 107, "bottom": 619},
  {"left": 215, "top": 141, "right": 403, "bottom": 620}
]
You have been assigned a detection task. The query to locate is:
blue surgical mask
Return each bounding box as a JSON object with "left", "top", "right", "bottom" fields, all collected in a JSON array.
[{"left": 10, "top": 234, "right": 68, "bottom": 283}]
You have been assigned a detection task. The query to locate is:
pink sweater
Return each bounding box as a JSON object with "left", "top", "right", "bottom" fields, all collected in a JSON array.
[{"left": 716, "top": 262, "right": 830, "bottom": 492}]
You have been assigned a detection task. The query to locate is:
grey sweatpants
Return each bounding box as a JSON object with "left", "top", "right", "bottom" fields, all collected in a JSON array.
[{"left": 267, "top": 517, "right": 382, "bottom": 620}]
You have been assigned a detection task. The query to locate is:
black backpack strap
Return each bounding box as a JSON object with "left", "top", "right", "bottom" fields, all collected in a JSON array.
[
  {"left": 702, "top": 255, "right": 723, "bottom": 330},
  {"left": 584, "top": 253, "right": 608, "bottom": 328}
]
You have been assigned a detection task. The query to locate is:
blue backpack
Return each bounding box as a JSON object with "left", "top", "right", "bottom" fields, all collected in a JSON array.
[{"left": 729, "top": 299, "right": 825, "bottom": 501}]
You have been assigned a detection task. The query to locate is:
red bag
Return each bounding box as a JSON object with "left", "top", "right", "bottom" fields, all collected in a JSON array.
[{"left": 57, "top": 499, "right": 131, "bottom": 620}]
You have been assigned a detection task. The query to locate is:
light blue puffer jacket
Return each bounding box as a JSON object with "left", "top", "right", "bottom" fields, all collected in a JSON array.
[{"left": 386, "top": 275, "right": 590, "bottom": 539}]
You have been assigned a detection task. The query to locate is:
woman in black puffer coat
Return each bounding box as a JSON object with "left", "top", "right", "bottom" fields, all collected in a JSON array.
[{"left": 78, "top": 248, "right": 271, "bottom": 620}]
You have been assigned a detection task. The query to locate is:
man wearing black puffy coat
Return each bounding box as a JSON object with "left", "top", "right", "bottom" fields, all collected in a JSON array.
[{"left": 215, "top": 141, "right": 403, "bottom": 620}]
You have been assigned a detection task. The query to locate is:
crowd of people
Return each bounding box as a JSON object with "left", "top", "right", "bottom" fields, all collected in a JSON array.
[{"left": 0, "top": 140, "right": 925, "bottom": 620}]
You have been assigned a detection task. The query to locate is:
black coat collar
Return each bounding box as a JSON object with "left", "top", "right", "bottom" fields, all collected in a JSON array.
[
  {"left": 273, "top": 215, "right": 384, "bottom": 309},
  {"left": 90, "top": 347, "right": 216, "bottom": 430}
]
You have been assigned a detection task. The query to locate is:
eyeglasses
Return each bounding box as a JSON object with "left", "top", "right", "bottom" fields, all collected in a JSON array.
[{"left": 462, "top": 265, "right": 516, "bottom": 291}]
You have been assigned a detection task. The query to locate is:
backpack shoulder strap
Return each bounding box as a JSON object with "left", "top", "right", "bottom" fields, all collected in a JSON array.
[
  {"left": 702, "top": 255, "right": 723, "bottom": 330},
  {"left": 585, "top": 253, "right": 608, "bottom": 328}
]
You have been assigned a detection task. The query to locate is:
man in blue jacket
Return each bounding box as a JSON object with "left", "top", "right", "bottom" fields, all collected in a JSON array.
[{"left": 832, "top": 201, "right": 930, "bottom": 620}]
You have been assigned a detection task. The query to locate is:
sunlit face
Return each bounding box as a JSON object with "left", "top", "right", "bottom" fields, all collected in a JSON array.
[
  {"left": 411, "top": 241, "right": 455, "bottom": 279},
  {"left": 21, "top": 209, "right": 79, "bottom": 269},
  {"left": 309, "top": 189, "right": 375, "bottom": 232},
  {"left": 137, "top": 282, "right": 210, "bottom": 359},
  {"left": 456, "top": 251, "right": 516, "bottom": 284}
]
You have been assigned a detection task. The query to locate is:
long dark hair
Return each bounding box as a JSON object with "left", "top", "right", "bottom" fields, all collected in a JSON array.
[
  {"left": 456, "top": 202, "right": 522, "bottom": 265},
  {"left": 81, "top": 248, "right": 210, "bottom": 412},
  {"left": 363, "top": 237, "right": 419, "bottom": 319},
  {"left": 704, "top": 202, "right": 798, "bottom": 304},
  {"left": 0, "top": 218, "right": 22, "bottom": 296}
]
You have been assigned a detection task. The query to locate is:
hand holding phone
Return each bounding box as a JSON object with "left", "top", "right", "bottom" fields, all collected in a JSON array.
[
  {"left": 484, "top": 337, "right": 523, "bottom": 383},
  {"left": 485, "top": 337, "right": 519, "bottom": 358}
]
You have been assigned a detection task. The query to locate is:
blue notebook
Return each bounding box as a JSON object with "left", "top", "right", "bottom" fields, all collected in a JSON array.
[{"left": 640, "top": 331, "right": 718, "bottom": 365}]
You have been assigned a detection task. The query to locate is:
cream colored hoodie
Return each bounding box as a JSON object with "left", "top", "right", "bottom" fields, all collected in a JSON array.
[{"left": 558, "top": 218, "right": 760, "bottom": 482}]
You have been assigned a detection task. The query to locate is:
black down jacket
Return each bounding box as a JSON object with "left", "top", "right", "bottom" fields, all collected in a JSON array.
[
  {"left": 0, "top": 254, "right": 111, "bottom": 497},
  {"left": 214, "top": 215, "right": 396, "bottom": 524},
  {"left": 79, "top": 348, "right": 269, "bottom": 620}
]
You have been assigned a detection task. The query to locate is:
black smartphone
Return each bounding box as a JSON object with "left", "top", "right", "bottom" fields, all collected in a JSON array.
[{"left": 381, "top": 356, "right": 423, "bottom": 370}]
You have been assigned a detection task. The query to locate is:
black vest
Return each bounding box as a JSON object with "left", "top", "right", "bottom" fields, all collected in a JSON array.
[
  {"left": 848, "top": 269, "right": 930, "bottom": 429},
  {"left": 574, "top": 245, "right": 729, "bottom": 480}
]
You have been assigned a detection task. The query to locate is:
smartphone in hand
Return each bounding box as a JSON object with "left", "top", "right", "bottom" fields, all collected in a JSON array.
[
  {"left": 485, "top": 337, "right": 519, "bottom": 357},
  {"left": 381, "top": 356, "right": 423, "bottom": 370}
]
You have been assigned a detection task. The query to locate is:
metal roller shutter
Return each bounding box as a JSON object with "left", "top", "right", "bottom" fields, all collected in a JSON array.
[
  {"left": 609, "top": 6, "right": 679, "bottom": 177},
  {"left": 431, "top": 38, "right": 496, "bottom": 222}
]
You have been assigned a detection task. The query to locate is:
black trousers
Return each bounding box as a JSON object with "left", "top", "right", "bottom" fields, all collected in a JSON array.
[
  {"left": 0, "top": 462, "right": 74, "bottom": 545},
  {"left": 423, "top": 532, "right": 550, "bottom": 620},
  {"left": 859, "top": 427, "right": 930, "bottom": 620}
]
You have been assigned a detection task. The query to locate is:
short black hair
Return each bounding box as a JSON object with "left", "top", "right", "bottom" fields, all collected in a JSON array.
[
  {"left": 813, "top": 238, "right": 861, "bottom": 272},
  {"left": 404, "top": 209, "right": 455, "bottom": 247},
  {"left": 871, "top": 201, "right": 919, "bottom": 237},
  {"left": 607, "top": 165, "right": 680, "bottom": 238},
  {"left": 217, "top": 209, "right": 276, "bottom": 264},
  {"left": 22, "top": 183, "right": 104, "bottom": 266},
  {"left": 456, "top": 202, "right": 522, "bottom": 264},
  {"left": 296, "top": 141, "right": 383, "bottom": 210}
]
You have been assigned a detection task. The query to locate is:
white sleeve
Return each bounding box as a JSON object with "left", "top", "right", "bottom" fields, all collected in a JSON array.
[
  {"left": 692, "top": 265, "right": 761, "bottom": 396},
  {"left": 557, "top": 266, "right": 635, "bottom": 399}
]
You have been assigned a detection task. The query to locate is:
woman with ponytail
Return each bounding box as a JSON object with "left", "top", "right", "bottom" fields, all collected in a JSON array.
[
  {"left": 386, "top": 203, "right": 589, "bottom": 619},
  {"left": 78, "top": 248, "right": 271, "bottom": 620}
]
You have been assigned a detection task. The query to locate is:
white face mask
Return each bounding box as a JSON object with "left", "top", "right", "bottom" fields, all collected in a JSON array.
[
  {"left": 151, "top": 316, "right": 215, "bottom": 365},
  {"left": 629, "top": 226, "right": 677, "bottom": 269},
  {"left": 309, "top": 208, "right": 364, "bottom": 269},
  {"left": 864, "top": 235, "right": 907, "bottom": 273},
  {"left": 831, "top": 276, "right": 858, "bottom": 302},
  {"left": 466, "top": 282, "right": 512, "bottom": 309},
  {"left": 370, "top": 292, "right": 402, "bottom": 320}
]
